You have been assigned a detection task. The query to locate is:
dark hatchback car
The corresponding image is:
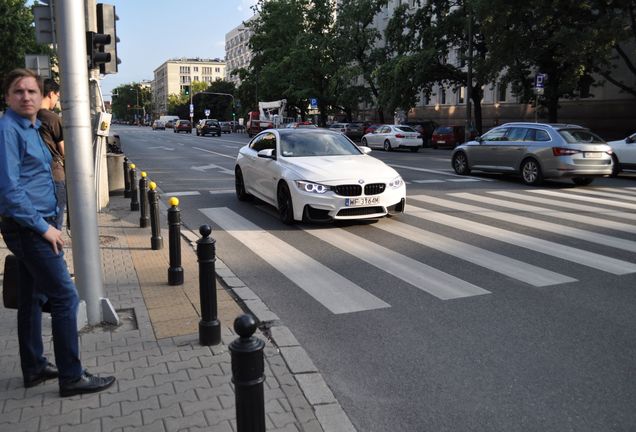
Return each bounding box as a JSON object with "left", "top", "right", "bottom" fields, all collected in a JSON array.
[
  {"left": 431, "top": 125, "right": 477, "bottom": 149},
  {"left": 328, "top": 122, "right": 365, "bottom": 141},
  {"left": 173, "top": 120, "right": 192, "bottom": 133},
  {"left": 196, "top": 119, "right": 221, "bottom": 137}
]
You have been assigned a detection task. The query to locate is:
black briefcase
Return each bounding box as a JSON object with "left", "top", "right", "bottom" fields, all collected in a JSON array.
[{"left": 3, "top": 254, "right": 50, "bottom": 312}]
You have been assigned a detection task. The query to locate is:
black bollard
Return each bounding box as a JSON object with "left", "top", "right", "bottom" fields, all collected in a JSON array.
[
  {"left": 138, "top": 172, "right": 149, "bottom": 228},
  {"left": 229, "top": 314, "right": 265, "bottom": 432},
  {"left": 148, "top": 181, "right": 163, "bottom": 250},
  {"left": 197, "top": 225, "right": 221, "bottom": 346},
  {"left": 123, "top": 157, "right": 131, "bottom": 198},
  {"left": 129, "top": 164, "right": 139, "bottom": 211},
  {"left": 167, "top": 197, "right": 183, "bottom": 285}
]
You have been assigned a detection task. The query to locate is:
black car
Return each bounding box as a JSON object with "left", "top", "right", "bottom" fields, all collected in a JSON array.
[
  {"left": 196, "top": 119, "right": 221, "bottom": 137},
  {"left": 404, "top": 120, "right": 439, "bottom": 146}
]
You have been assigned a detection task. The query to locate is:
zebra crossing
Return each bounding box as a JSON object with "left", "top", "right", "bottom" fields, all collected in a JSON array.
[{"left": 199, "top": 187, "right": 636, "bottom": 314}]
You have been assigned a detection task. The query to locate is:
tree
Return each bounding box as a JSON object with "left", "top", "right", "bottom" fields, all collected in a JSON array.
[
  {"left": 0, "top": 0, "right": 53, "bottom": 110},
  {"left": 111, "top": 83, "right": 151, "bottom": 123},
  {"left": 193, "top": 80, "right": 236, "bottom": 121}
]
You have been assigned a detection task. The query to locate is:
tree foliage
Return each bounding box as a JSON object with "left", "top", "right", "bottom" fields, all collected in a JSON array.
[{"left": 111, "top": 83, "right": 151, "bottom": 123}]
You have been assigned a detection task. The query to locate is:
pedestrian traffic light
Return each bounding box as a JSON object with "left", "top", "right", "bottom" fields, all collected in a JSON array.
[
  {"left": 96, "top": 3, "right": 120, "bottom": 75},
  {"left": 86, "top": 31, "right": 111, "bottom": 70}
]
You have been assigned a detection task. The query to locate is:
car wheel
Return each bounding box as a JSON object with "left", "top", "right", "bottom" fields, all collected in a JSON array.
[
  {"left": 277, "top": 182, "right": 295, "bottom": 225},
  {"left": 235, "top": 167, "right": 252, "bottom": 201},
  {"left": 611, "top": 154, "right": 620, "bottom": 177},
  {"left": 361, "top": 138, "right": 368, "bottom": 146},
  {"left": 196, "top": 131, "right": 200, "bottom": 136},
  {"left": 452, "top": 152, "right": 471, "bottom": 175},
  {"left": 572, "top": 177, "right": 594, "bottom": 186},
  {"left": 520, "top": 158, "right": 543, "bottom": 186},
  {"left": 383, "top": 140, "right": 392, "bottom": 152},
  {"left": 410, "top": 146, "right": 419, "bottom": 153},
  {"left": 217, "top": 132, "right": 221, "bottom": 137}
]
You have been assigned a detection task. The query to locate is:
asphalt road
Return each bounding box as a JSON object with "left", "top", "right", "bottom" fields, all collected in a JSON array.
[{"left": 114, "top": 125, "right": 636, "bottom": 432}]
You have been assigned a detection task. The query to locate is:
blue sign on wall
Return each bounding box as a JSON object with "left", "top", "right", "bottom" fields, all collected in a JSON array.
[{"left": 310, "top": 98, "right": 318, "bottom": 109}]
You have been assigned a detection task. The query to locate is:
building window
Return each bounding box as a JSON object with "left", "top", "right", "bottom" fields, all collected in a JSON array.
[
  {"left": 440, "top": 87, "right": 446, "bottom": 104},
  {"left": 497, "top": 83, "right": 507, "bottom": 102},
  {"left": 194, "top": 67, "right": 198, "bottom": 72},
  {"left": 215, "top": 67, "right": 220, "bottom": 73}
]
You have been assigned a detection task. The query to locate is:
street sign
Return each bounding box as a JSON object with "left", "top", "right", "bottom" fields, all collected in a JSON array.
[
  {"left": 189, "top": 104, "right": 194, "bottom": 115},
  {"left": 204, "top": 109, "right": 210, "bottom": 117},
  {"left": 24, "top": 55, "right": 51, "bottom": 78},
  {"left": 535, "top": 73, "right": 545, "bottom": 89},
  {"left": 310, "top": 98, "right": 318, "bottom": 109}
]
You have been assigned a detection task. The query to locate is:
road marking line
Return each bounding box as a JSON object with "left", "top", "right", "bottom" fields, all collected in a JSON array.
[
  {"left": 451, "top": 192, "right": 636, "bottom": 234},
  {"left": 528, "top": 190, "right": 636, "bottom": 211},
  {"left": 389, "top": 164, "right": 494, "bottom": 181},
  {"left": 489, "top": 191, "right": 636, "bottom": 222},
  {"left": 303, "top": 227, "right": 490, "bottom": 300},
  {"left": 373, "top": 219, "right": 575, "bottom": 287},
  {"left": 562, "top": 188, "right": 636, "bottom": 202},
  {"left": 208, "top": 189, "right": 235, "bottom": 195},
  {"left": 164, "top": 191, "right": 200, "bottom": 197},
  {"left": 412, "top": 180, "right": 445, "bottom": 184},
  {"left": 447, "top": 178, "right": 482, "bottom": 182},
  {"left": 199, "top": 207, "right": 390, "bottom": 314},
  {"left": 190, "top": 163, "right": 234, "bottom": 175},
  {"left": 192, "top": 146, "right": 236, "bottom": 160},
  {"left": 406, "top": 199, "right": 636, "bottom": 275}
]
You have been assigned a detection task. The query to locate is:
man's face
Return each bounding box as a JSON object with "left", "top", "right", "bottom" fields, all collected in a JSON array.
[{"left": 5, "top": 77, "right": 43, "bottom": 122}]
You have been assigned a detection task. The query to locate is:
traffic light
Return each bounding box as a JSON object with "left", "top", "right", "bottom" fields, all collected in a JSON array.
[
  {"left": 86, "top": 31, "right": 111, "bottom": 70},
  {"left": 183, "top": 86, "right": 190, "bottom": 96},
  {"left": 96, "top": 3, "right": 120, "bottom": 74}
]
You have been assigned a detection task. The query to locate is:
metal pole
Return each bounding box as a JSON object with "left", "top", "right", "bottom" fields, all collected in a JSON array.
[
  {"left": 197, "top": 225, "right": 221, "bottom": 346},
  {"left": 167, "top": 197, "right": 184, "bottom": 285},
  {"left": 148, "top": 181, "right": 163, "bottom": 250},
  {"left": 54, "top": 0, "right": 107, "bottom": 325},
  {"left": 230, "top": 314, "right": 266, "bottom": 432},
  {"left": 466, "top": 7, "right": 473, "bottom": 143}
]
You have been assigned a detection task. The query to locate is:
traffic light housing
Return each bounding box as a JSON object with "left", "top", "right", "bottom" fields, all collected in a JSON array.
[
  {"left": 86, "top": 31, "right": 111, "bottom": 69},
  {"left": 183, "top": 86, "right": 190, "bottom": 96},
  {"left": 96, "top": 3, "right": 120, "bottom": 74}
]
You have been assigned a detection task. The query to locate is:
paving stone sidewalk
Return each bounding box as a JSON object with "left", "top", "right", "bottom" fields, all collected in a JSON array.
[{"left": 0, "top": 194, "right": 355, "bottom": 432}]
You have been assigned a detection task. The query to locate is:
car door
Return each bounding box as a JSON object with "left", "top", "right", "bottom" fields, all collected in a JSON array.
[
  {"left": 494, "top": 127, "right": 529, "bottom": 170},
  {"left": 470, "top": 127, "right": 509, "bottom": 168},
  {"left": 619, "top": 133, "right": 636, "bottom": 166},
  {"left": 251, "top": 132, "right": 279, "bottom": 204},
  {"left": 371, "top": 126, "right": 390, "bottom": 148}
]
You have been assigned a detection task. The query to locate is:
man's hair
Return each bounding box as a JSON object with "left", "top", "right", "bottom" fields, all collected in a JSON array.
[
  {"left": 2, "top": 68, "right": 43, "bottom": 96},
  {"left": 43, "top": 78, "right": 60, "bottom": 96}
]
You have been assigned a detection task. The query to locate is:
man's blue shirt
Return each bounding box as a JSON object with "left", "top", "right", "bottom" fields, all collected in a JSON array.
[{"left": 0, "top": 109, "right": 57, "bottom": 234}]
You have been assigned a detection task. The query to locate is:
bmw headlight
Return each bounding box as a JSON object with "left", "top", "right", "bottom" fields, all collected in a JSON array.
[
  {"left": 388, "top": 176, "right": 404, "bottom": 189},
  {"left": 296, "top": 180, "right": 329, "bottom": 194}
]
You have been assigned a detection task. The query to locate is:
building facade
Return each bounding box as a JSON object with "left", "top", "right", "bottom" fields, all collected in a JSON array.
[
  {"left": 152, "top": 58, "right": 226, "bottom": 116},
  {"left": 224, "top": 17, "right": 256, "bottom": 87}
]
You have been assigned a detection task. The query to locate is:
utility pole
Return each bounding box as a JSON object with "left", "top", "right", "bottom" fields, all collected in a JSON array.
[
  {"left": 466, "top": 6, "right": 473, "bottom": 143},
  {"left": 55, "top": 0, "right": 117, "bottom": 325}
]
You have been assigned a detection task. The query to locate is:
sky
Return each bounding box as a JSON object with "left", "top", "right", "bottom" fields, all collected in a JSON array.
[{"left": 32, "top": 0, "right": 259, "bottom": 101}]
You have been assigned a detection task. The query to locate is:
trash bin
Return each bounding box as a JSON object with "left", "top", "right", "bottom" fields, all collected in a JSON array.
[{"left": 106, "top": 153, "right": 125, "bottom": 195}]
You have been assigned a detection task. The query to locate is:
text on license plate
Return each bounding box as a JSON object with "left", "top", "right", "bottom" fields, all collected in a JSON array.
[
  {"left": 345, "top": 197, "right": 380, "bottom": 207},
  {"left": 583, "top": 152, "right": 601, "bottom": 158}
]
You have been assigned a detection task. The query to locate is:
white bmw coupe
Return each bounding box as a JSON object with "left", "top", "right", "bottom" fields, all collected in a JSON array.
[{"left": 235, "top": 128, "right": 406, "bottom": 224}]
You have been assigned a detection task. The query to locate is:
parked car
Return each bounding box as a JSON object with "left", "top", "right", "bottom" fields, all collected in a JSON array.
[
  {"left": 328, "top": 122, "right": 365, "bottom": 141},
  {"left": 364, "top": 123, "right": 382, "bottom": 135},
  {"left": 607, "top": 132, "right": 636, "bottom": 176},
  {"left": 404, "top": 120, "right": 439, "bottom": 146},
  {"left": 361, "top": 125, "right": 422, "bottom": 152},
  {"left": 431, "top": 125, "right": 477, "bottom": 149},
  {"left": 219, "top": 121, "right": 232, "bottom": 134},
  {"left": 451, "top": 122, "right": 613, "bottom": 186},
  {"left": 196, "top": 119, "right": 221, "bottom": 136},
  {"left": 173, "top": 120, "right": 192, "bottom": 133},
  {"left": 165, "top": 120, "right": 175, "bottom": 129},
  {"left": 285, "top": 121, "right": 318, "bottom": 129},
  {"left": 151, "top": 120, "right": 165, "bottom": 130},
  {"left": 234, "top": 129, "right": 406, "bottom": 224}
]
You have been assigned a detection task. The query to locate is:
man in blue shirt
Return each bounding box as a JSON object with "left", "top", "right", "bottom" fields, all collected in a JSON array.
[{"left": 0, "top": 68, "right": 115, "bottom": 397}]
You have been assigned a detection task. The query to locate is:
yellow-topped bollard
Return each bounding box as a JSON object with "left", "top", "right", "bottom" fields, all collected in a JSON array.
[
  {"left": 141, "top": 171, "right": 147, "bottom": 178},
  {"left": 138, "top": 172, "right": 149, "bottom": 228},
  {"left": 149, "top": 181, "right": 156, "bottom": 190},
  {"left": 148, "top": 181, "right": 162, "bottom": 250},
  {"left": 167, "top": 196, "right": 183, "bottom": 285},
  {"left": 129, "top": 163, "right": 139, "bottom": 211},
  {"left": 130, "top": 163, "right": 136, "bottom": 169}
]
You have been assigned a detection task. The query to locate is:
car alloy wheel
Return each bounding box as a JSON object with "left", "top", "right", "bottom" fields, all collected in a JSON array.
[
  {"left": 277, "top": 182, "right": 295, "bottom": 225},
  {"left": 520, "top": 158, "right": 543, "bottom": 186},
  {"left": 361, "top": 138, "right": 368, "bottom": 146},
  {"left": 384, "top": 140, "right": 392, "bottom": 152},
  {"left": 452, "top": 152, "right": 470, "bottom": 175},
  {"left": 235, "top": 167, "right": 252, "bottom": 201},
  {"left": 611, "top": 154, "right": 620, "bottom": 177}
]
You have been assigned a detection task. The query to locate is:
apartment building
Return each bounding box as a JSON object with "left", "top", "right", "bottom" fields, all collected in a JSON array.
[
  {"left": 152, "top": 58, "right": 226, "bottom": 116},
  {"left": 225, "top": 17, "right": 256, "bottom": 87}
]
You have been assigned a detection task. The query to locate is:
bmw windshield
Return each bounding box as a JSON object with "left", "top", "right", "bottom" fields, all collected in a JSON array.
[{"left": 280, "top": 131, "right": 362, "bottom": 157}]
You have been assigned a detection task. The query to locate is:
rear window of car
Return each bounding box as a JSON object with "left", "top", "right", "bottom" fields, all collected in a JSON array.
[
  {"left": 396, "top": 126, "right": 416, "bottom": 133},
  {"left": 435, "top": 127, "right": 453, "bottom": 134},
  {"left": 558, "top": 129, "right": 605, "bottom": 144}
]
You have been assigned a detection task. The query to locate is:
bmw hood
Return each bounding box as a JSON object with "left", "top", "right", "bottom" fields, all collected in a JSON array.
[{"left": 283, "top": 155, "right": 400, "bottom": 183}]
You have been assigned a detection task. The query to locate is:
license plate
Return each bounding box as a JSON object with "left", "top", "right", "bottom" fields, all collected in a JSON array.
[
  {"left": 345, "top": 197, "right": 380, "bottom": 207},
  {"left": 583, "top": 152, "right": 601, "bottom": 158},
  {"left": 437, "top": 140, "right": 446, "bottom": 144}
]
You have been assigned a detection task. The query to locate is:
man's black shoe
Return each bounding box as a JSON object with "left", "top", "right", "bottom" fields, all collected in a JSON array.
[
  {"left": 24, "top": 362, "right": 59, "bottom": 388},
  {"left": 59, "top": 372, "right": 116, "bottom": 397}
]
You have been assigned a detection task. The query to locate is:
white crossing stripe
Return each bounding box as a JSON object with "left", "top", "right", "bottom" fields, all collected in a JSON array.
[
  {"left": 594, "top": 187, "right": 636, "bottom": 197},
  {"left": 562, "top": 188, "right": 636, "bottom": 202},
  {"left": 373, "top": 219, "right": 576, "bottom": 287},
  {"left": 208, "top": 189, "right": 235, "bottom": 195},
  {"left": 447, "top": 178, "right": 482, "bottom": 182},
  {"left": 489, "top": 191, "right": 636, "bottom": 222},
  {"left": 199, "top": 207, "right": 390, "bottom": 314},
  {"left": 450, "top": 192, "right": 636, "bottom": 236},
  {"left": 165, "top": 191, "right": 200, "bottom": 197},
  {"left": 412, "top": 180, "right": 445, "bottom": 184},
  {"left": 389, "top": 164, "right": 494, "bottom": 181},
  {"left": 303, "top": 227, "right": 490, "bottom": 300},
  {"left": 405, "top": 201, "right": 636, "bottom": 275},
  {"left": 528, "top": 190, "right": 636, "bottom": 211}
]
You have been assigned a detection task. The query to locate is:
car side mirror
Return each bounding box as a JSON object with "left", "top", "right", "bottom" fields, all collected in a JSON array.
[
  {"left": 257, "top": 148, "right": 276, "bottom": 159},
  {"left": 359, "top": 146, "right": 372, "bottom": 154}
]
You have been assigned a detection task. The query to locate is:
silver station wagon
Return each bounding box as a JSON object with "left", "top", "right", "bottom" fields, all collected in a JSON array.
[{"left": 451, "top": 122, "right": 613, "bottom": 186}]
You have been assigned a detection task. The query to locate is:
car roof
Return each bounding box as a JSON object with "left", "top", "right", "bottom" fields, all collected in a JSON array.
[{"left": 499, "top": 122, "right": 586, "bottom": 130}]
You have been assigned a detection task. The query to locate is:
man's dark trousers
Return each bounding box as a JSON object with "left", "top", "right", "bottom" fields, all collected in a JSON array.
[{"left": 1, "top": 218, "right": 82, "bottom": 384}]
